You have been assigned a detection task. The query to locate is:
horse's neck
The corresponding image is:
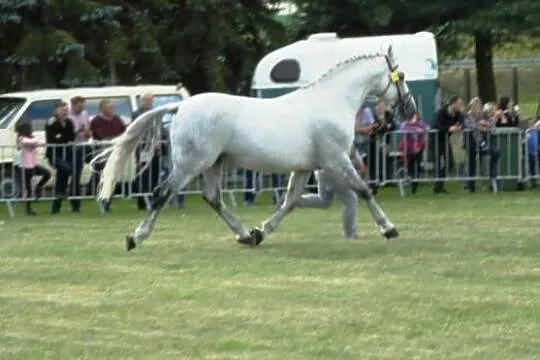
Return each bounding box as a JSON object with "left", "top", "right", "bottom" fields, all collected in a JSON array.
[{"left": 307, "top": 57, "right": 385, "bottom": 111}]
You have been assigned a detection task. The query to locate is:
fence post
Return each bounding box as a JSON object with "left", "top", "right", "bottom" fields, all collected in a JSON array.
[{"left": 512, "top": 67, "right": 519, "bottom": 105}]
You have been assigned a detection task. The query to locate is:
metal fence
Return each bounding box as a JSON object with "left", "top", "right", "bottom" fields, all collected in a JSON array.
[{"left": 1, "top": 127, "right": 537, "bottom": 217}]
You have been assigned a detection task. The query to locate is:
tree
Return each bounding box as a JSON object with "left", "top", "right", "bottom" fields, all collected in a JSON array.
[
  {"left": 0, "top": 0, "right": 287, "bottom": 93},
  {"left": 154, "top": 0, "right": 287, "bottom": 94},
  {"left": 288, "top": 0, "right": 540, "bottom": 102},
  {"left": 450, "top": 0, "right": 540, "bottom": 102}
]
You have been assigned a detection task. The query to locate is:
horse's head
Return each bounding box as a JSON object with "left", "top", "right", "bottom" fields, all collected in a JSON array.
[{"left": 372, "top": 46, "right": 417, "bottom": 120}]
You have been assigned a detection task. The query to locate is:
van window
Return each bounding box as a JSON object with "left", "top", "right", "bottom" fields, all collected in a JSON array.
[
  {"left": 152, "top": 94, "right": 182, "bottom": 108},
  {"left": 85, "top": 96, "right": 132, "bottom": 121},
  {"left": 0, "top": 97, "right": 26, "bottom": 129},
  {"left": 20, "top": 99, "right": 61, "bottom": 131}
]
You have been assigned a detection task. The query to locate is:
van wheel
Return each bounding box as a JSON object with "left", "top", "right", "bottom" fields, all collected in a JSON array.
[{"left": 0, "top": 165, "right": 20, "bottom": 200}]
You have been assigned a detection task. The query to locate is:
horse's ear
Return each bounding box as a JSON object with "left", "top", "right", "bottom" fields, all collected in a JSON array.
[{"left": 387, "top": 45, "right": 394, "bottom": 59}]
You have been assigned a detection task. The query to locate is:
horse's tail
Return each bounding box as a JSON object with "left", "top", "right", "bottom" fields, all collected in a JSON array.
[{"left": 90, "top": 102, "right": 181, "bottom": 201}]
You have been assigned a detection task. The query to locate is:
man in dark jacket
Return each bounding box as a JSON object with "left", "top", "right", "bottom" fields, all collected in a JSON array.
[
  {"left": 433, "top": 95, "right": 464, "bottom": 193},
  {"left": 45, "top": 101, "right": 79, "bottom": 214},
  {"left": 132, "top": 93, "right": 166, "bottom": 210}
]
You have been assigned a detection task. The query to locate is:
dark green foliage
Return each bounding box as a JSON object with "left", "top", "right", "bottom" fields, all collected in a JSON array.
[
  {"left": 0, "top": 0, "right": 287, "bottom": 94},
  {"left": 0, "top": 0, "right": 537, "bottom": 96}
]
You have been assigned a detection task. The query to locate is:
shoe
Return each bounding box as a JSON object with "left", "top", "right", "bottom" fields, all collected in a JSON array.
[
  {"left": 34, "top": 186, "right": 43, "bottom": 199},
  {"left": 434, "top": 188, "right": 448, "bottom": 194},
  {"left": 25, "top": 208, "right": 37, "bottom": 216}
]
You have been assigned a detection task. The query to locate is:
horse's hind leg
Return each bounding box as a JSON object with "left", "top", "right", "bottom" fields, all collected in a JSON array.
[
  {"left": 326, "top": 155, "right": 398, "bottom": 239},
  {"left": 201, "top": 160, "right": 251, "bottom": 242},
  {"left": 125, "top": 169, "right": 195, "bottom": 251},
  {"left": 241, "top": 171, "right": 311, "bottom": 246}
]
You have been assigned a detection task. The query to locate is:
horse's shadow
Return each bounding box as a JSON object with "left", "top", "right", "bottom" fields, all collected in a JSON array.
[{"left": 243, "top": 237, "right": 417, "bottom": 262}]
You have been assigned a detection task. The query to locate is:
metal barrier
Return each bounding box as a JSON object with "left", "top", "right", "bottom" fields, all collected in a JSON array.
[
  {"left": 0, "top": 127, "right": 530, "bottom": 217},
  {"left": 378, "top": 127, "right": 523, "bottom": 195}
]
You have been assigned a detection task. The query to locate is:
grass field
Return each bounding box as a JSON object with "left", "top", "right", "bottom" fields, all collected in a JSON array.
[{"left": 1, "top": 188, "right": 540, "bottom": 359}]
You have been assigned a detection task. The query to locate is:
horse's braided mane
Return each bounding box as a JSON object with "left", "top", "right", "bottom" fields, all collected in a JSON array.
[{"left": 301, "top": 52, "right": 386, "bottom": 90}]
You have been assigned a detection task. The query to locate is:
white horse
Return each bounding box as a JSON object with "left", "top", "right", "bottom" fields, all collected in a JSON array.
[{"left": 92, "top": 46, "right": 417, "bottom": 251}]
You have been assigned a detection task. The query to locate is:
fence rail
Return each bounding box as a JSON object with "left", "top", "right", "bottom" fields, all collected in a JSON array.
[
  {"left": 440, "top": 58, "right": 540, "bottom": 69},
  {"left": 1, "top": 127, "right": 538, "bottom": 217}
]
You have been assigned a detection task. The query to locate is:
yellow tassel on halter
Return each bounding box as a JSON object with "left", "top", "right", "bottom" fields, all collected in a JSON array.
[{"left": 390, "top": 71, "right": 400, "bottom": 83}]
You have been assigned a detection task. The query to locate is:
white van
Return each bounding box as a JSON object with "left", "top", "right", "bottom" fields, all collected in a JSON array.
[{"left": 0, "top": 84, "right": 190, "bottom": 199}]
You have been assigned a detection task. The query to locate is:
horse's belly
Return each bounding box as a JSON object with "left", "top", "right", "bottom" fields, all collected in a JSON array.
[{"left": 229, "top": 149, "right": 315, "bottom": 173}]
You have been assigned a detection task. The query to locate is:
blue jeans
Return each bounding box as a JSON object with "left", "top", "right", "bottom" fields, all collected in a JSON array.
[
  {"left": 528, "top": 154, "right": 539, "bottom": 180},
  {"left": 467, "top": 147, "right": 500, "bottom": 191}
]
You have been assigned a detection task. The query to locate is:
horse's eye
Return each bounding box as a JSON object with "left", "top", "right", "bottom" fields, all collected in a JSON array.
[{"left": 398, "top": 72, "right": 405, "bottom": 81}]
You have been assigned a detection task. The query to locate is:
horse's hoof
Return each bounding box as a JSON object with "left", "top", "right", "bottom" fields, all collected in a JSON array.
[
  {"left": 237, "top": 235, "right": 255, "bottom": 246},
  {"left": 236, "top": 227, "right": 265, "bottom": 247},
  {"left": 125, "top": 235, "right": 137, "bottom": 252},
  {"left": 382, "top": 227, "right": 399, "bottom": 240},
  {"left": 250, "top": 227, "right": 265, "bottom": 246}
]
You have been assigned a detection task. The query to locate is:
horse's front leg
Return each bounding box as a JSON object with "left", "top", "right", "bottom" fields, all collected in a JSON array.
[{"left": 240, "top": 171, "right": 311, "bottom": 246}]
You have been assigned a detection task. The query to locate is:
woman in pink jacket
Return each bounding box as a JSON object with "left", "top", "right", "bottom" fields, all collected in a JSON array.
[{"left": 398, "top": 113, "right": 429, "bottom": 194}]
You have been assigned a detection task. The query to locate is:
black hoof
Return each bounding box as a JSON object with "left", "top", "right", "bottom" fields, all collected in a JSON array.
[
  {"left": 250, "top": 227, "right": 265, "bottom": 246},
  {"left": 237, "top": 236, "right": 252, "bottom": 246},
  {"left": 125, "top": 235, "right": 137, "bottom": 252},
  {"left": 382, "top": 227, "right": 399, "bottom": 240},
  {"left": 236, "top": 227, "right": 265, "bottom": 247}
]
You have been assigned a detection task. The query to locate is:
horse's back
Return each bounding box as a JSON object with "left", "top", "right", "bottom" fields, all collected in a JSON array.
[{"left": 171, "top": 91, "right": 347, "bottom": 172}]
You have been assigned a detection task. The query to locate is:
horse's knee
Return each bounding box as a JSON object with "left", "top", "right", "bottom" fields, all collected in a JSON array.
[{"left": 355, "top": 186, "right": 372, "bottom": 201}]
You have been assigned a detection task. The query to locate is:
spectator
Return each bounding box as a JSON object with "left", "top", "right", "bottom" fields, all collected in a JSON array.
[
  {"left": 462, "top": 97, "right": 484, "bottom": 189},
  {"left": 483, "top": 102, "right": 497, "bottom": 122},
  {"left": 433, "top": 95, "right": 464, "bottom": 194},
  {"left": 495, "top": 96, "right": 520, "bottom": 127},
  {"left": 70, "top": 96, "right": 92, "bottom": 143},
  {"left": 68, "top": 96, "right": 90, "bottom": 204},
  {"left": 15, "top": 121, "right": 51, "bottom": 215},
  {"left": 463, "top": 97, "right": 499, "bottom": 192},
  {"left": 398, "top": 113, "right": 429, "bottom": 194},
  {"left": 371, "top": 98, "right": 397, "bottom": 186},
  {"left": 131, "top": 93, "right": 164, "bottom": 211},
  {"left": 354, "top": 105, "right": 378, "bottom": 192},
  {"left": 89, "top": 99, "right": 126, "bottom": 212},
  {"left": 45, "top": 101, "right": 79, "bottom": 214},
  {"left": 525, "top": 118, "right": 540, "bottom": 187}
]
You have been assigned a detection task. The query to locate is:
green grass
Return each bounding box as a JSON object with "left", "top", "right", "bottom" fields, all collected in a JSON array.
[{"left": 1, "top": 188, "right": 540, "bottom": 359}]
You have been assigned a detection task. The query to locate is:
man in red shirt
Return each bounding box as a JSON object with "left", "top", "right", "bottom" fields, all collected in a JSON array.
[
  {"left": 90, "top": 99, "right": 126, "bottom": 141},
  {"left": 89, "top": 99, "right": 126, "bottom": 211}
]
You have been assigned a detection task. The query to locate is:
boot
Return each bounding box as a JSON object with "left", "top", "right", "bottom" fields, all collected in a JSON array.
[{"left": 25, "top": 203, "right": 37, "bottom": 216}]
